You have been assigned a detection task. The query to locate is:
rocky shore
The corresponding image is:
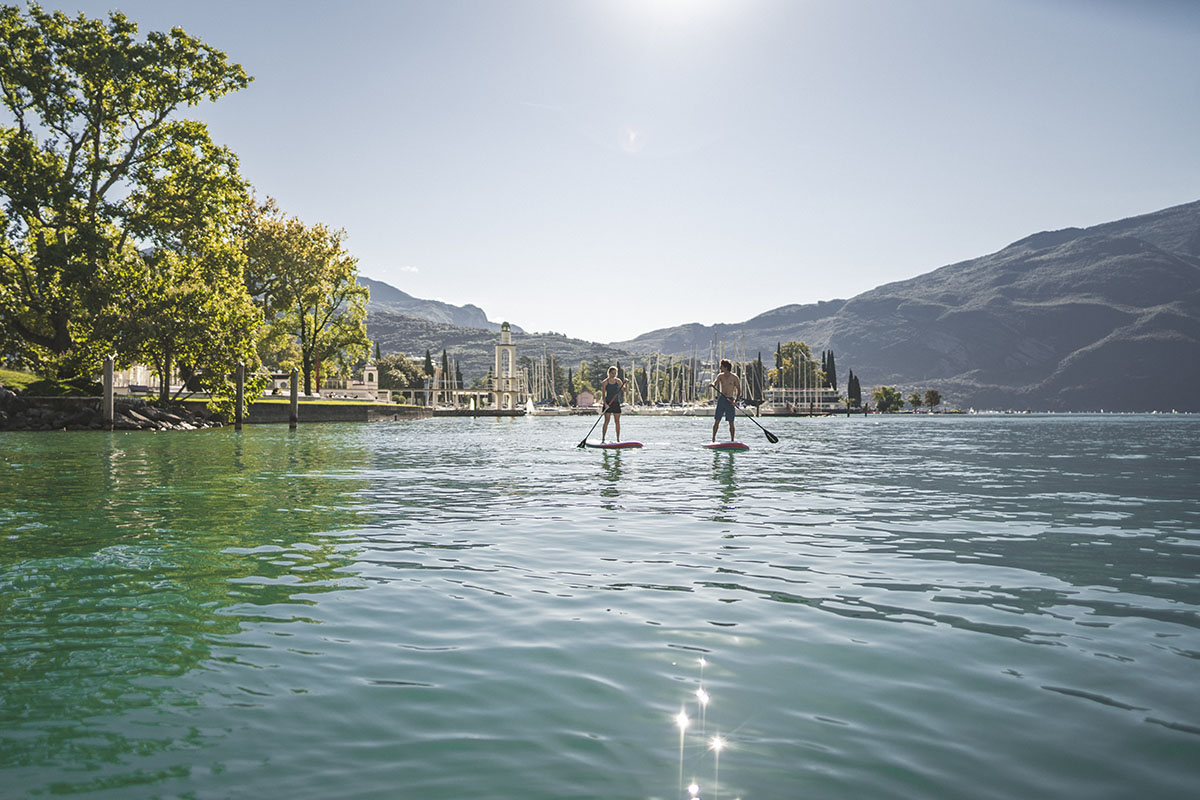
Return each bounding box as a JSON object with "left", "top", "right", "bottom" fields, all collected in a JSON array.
[{"left": 0, "top": 385, "right": 223, "bottom": 432}]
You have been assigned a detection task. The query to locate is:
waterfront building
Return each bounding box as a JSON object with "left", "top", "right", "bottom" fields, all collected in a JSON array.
[
  {"left": 762, "top": 385, "right": 842, "bottom": 414},
  {"left": 491, "top": 322, "right": 525, "bottom": 410}
]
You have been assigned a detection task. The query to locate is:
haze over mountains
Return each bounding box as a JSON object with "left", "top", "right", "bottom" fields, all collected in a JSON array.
[{"left": 366, "top": 199, "right": 1200, "bottom": 411}]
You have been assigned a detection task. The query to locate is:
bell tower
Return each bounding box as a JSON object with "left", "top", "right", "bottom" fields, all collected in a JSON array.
[{"left": 492, "top": 322, "right": 518, "bottom": 410}]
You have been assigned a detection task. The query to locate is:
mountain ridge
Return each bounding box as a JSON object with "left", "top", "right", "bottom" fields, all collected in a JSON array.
[
  {"left": 612, "top": 199, "right": 1200, "bottom": 411},
  {"left": 359, "top": 276, "right": 522, "bottom": 333}
]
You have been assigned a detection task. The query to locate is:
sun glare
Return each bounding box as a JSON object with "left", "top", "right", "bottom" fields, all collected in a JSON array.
[{"left": 637, "top": 0, "right": 736, "bottom": 25}]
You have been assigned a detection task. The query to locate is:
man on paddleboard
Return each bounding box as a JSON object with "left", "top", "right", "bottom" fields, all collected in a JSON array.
[
  {"left": 599, "top": 366, "right": 627, "bottom": 442},
  {"left": 710, "top": 359, "right": 741, "bottom": 442}
]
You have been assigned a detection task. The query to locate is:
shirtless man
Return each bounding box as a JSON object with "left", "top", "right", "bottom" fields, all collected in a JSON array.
[{"left": 710, "top": 359, "right": 741, "bottom": 442}]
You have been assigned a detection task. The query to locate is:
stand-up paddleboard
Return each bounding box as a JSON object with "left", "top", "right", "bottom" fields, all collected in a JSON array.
[
  {"left": 705, "top": 441, "right": 749, "bottom": 451},
  {"left": 584, "top": 441, "right": 643, "bottom": 449}
]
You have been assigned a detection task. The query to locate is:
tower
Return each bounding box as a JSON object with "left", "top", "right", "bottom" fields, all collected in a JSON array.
[{"left": 492, "top": 322, "right": 518, "bottom": 410}]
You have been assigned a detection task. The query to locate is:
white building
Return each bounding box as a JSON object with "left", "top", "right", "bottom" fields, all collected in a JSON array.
[{"left": 762, "top": 386, "right": 841, "bottom": 413}]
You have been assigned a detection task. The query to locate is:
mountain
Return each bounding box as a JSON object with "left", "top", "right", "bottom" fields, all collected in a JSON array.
[
  {"left": 359, "top": 276, "right": 522, "bottom": 333},
  {"left": 614, "top": 200, "right": 1200, "bottom": 411},
  {"left": 367, "top": 312, "right": 635, "bottom": 382}
]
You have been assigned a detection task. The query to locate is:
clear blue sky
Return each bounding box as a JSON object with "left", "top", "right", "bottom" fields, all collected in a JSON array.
[{"left": 56, "top": 0, "right": 1200, "bottom": 343}]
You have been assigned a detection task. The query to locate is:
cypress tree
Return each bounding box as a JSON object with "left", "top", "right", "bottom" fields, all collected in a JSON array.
[
  {"left": 374, "top": 341, "right": 381, "bottom": 361},
  {"left": 827, "top": 350, "right": 837, "bottom": 391},
  {"left": 424, "top": 349, "right": 434, "bottom": 376}
]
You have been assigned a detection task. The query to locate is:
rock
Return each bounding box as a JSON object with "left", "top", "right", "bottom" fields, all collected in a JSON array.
[{"left": 124, "top": 409, "right": 153, "bottom": 425}]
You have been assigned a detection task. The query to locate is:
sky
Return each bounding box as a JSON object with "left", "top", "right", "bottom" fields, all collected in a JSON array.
[{"left": 50, "top": 0, "right": 1200, "bottom": 343}]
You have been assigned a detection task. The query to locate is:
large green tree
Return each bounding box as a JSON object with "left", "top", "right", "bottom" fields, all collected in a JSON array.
[
  {"left": 873, "top": 385, "right": 904, "bottom": 413},
  {"left": 376, "top": 352, "right": 423, "bottom": 391},
  {"left": 0, "top": 4, "right": 250, "bottom": 378},
  {"left": 99, "top": 123, "right": 264, "bottom": 410},
  {"left": 241, "top": 206, "right": 368, "bottom": 395}
]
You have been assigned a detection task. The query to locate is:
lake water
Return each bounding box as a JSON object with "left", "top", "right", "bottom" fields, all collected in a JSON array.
[{"left": 2, "top": 414, "right": 1198, "bottom": 799}]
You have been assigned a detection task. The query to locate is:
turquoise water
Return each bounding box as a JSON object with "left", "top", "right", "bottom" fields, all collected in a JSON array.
[{"left": 2, "top": 415, "right": 1198, "bottom": 799}]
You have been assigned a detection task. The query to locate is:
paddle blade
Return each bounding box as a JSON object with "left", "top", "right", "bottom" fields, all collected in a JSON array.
[{"left": 765, "top": 430, "right": 779, "bottom": 444}]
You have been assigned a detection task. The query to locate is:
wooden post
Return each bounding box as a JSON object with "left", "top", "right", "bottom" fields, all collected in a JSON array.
[
  {"left": 102, "top": 355, "right": 114, "bottom": 431},
  {"left": 235, "top": 362, "right": 245, "bottom": 431},
  {"left": 289, "top": 368, "right": 299, "bottom": 429}
]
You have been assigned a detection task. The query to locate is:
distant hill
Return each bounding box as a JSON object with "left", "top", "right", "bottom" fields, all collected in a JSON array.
[
  {"left": 368, "top": 312, "right": 636, "bottom": 381},
  {"left": 614, "top": 200, "right": 1200, "bottom": 411},
  {"left": 359, "top": 276, "right": 521, "bottom": 333}
]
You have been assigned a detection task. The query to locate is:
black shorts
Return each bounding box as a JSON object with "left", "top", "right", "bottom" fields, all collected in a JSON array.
[
  {"left": 715, "top": 395, "right": 735, "bottom": 422},
  {"left": 605, "top": 402, "right": 621, "bottom": 415}
]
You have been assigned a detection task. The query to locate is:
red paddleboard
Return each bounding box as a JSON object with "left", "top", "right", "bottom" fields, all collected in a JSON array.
[
  {"left": 584, "top": 441, "right": 643, "bottom": 449},
  {"left": 705, "top": 442, "right": 749, "bottom": 451}
]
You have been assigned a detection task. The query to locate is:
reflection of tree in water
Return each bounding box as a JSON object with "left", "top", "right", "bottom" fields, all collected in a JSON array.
[
  {"left": 711, "top": 452, "right": 739, "bottom": 521},
  {"left": 600, "top": 450, "right": 623, "bottom": 505},
  {"left": 0, "top": 428, "right": 369, "bottom": 783}
]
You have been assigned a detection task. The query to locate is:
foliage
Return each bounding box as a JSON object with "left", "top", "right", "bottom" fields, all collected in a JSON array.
[
  {"left": 575, "top": 360, "right": 597, "bottom": 394},
  {"left": 0, "top": 4, "right": 249, "bottom": 379},
  {"left": 376, "top": 353, "right": 423, "bottom": 390},
  {"left": 908, "top": 391, "right": 923, "bottom": 409},
  {"left": 924, "top": 389, "right": 942, "bottom": 410},
  {"left": 96, "top": 119, "right": 264, "bottom": 412},
  {"left": 241, "top": 202, "right": 369, "bottom": 395},
  {"left": 822, "top": 350, "right": 838, "bottom": 390},
  {"left": 872, "top": 385, "right": 904, "bottom": 413},
  {"left": 768, "top": 341, "right": 818, "bottom": 388},
  {"left": 846, "top": 370, "right": 862, "bottom": 406}
]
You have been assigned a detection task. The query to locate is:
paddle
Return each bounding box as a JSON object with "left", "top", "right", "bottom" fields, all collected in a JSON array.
[
  {"left": 735, "top": 400, "right": 780, "bottom": 444},
  {"left": 576, "top": 394, "right": 618, "bottom": 448}
]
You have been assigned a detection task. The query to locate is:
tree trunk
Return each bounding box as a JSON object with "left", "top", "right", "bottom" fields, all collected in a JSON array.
[{"left": 159, "top": 345, "right": 173, "bottom": 406}]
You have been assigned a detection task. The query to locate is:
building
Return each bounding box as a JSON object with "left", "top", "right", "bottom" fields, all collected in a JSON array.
[
  {"left": 762, "top": 386, "right": 841, "bottom": 413},
  {"left": 491, "top": 322, "right": 525, "bottom": 410},
  {"left": 324, "top": 363, "right": 390, "bottom": 402}
]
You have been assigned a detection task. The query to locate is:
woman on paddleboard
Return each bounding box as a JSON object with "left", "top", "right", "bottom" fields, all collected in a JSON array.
[
  {"left": 710, "top": 359, "right": 741, "bottom": 442},
  {"left": 599, "top": 366, "right": 627, "bottom": 443}
]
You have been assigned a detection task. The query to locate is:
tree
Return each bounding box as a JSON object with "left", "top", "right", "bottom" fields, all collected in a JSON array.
[
  {"left": 242, "top": 210, "right": 368, "bottom": 395},
  {"left": 908, "top": 391, "right": 923, "bottom": 410},
  {"left": 0, "top": 5, "right": 250, "bottom": 379},
  {"left": 374, "top": 341, "right": 381, "bottom": 361},
  {"left": 846, "top": 370, "right": 861, "bottom": 406},
  {"left": 924, "top": 389, "right": 942, "bottom": 411},
  {"left": 376, "top": 353, "right": 422, "bottom": 391},
  {"left": 873, "top": 385, "right": 904, "bottom": 413},
  {"left": 768, "top": 341, "right": 816, "bottom": 389},
  {"left": 826, "top": 350, "right": 837, "bottom": 391},
  {"left": 95, "top": 115, "right": 265, "bottom": 411},
  {"left": 566, "top": 366, "right": 575, "bottom": 405},
  {"left": 423, "top": 349, "right": 434, "bottom": 376},
  {"left": 576, "top": 360, "right": 597, "bottom": 394}
]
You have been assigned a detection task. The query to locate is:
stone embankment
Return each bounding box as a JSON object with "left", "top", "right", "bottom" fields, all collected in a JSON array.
[{"left": 0, "top": 386, "right": 221, "bottom": 432}]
